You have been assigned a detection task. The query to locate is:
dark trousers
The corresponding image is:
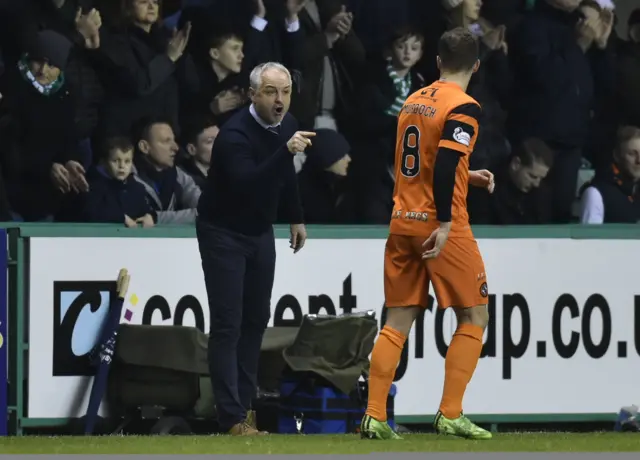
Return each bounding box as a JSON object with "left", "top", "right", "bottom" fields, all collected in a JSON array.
[
  {"left": 196, "top": 219, "right": 275, "bottom": 431},
  {"left": 547, "top": 146, "right": 583, "bottom": 224}
]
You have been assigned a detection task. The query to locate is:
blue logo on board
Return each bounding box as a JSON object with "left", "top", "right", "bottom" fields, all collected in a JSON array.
[{"left": 53, "top": 281, "right": 116, "bottom": 376}]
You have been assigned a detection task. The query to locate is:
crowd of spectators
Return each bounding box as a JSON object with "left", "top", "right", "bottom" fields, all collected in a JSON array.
[{"left": 0, "top": 0, "right": 638, "bottom": 227}]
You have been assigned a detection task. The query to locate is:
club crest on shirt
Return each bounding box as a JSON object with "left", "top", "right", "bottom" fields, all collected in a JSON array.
[
  {"left": 453, "top": 127, "right": 471, "bottom": 146},
  {"left": 480, "top": 282, "right": 488, "bottom": 297}
]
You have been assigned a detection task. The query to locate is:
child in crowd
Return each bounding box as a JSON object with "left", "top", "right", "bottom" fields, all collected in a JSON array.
[{"left": 84, "top": 137, "right": 156, "bottom": 227}]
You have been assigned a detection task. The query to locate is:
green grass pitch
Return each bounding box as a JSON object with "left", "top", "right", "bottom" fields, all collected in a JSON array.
[{"left": 0, "top": 433, "right": 638, "bottom": 454}]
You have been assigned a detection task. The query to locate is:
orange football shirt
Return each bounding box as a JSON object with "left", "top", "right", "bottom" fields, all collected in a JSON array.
[{"left": 388, "top": 80, "right": 481, "bottom": 238}]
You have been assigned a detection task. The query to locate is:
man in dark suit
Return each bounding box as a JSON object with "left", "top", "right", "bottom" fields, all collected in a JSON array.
[{"left": 196, "top": 62, "right": 312, "bottom": 436}]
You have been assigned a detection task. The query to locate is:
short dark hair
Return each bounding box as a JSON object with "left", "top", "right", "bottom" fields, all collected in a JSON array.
[
  {"left": 513, "top": 138, "right": 555, "bottom": 168},
  {"left": 209, "top": 30, "right": 243, "bottom": 50},
  {"left": 387, "top": 25, "right": 425, "bottom": 49},
  {"left": 99, "top": 136, "right": 134, "bottom": 161},
  {"left": 132, "top": 116, "right": 174, "bottom": 143},
  {"left": 437, "top": 27, "right": 479, "bottom": 73},
  {"left": 181, "top": 114, "right": 218, "bottom": 147}
]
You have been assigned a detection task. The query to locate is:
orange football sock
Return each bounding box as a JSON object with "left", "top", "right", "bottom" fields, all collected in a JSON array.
[
  {"left": 365, "top": 325, "right": 407, "bottom": 421},
  {"left": 439, "top": 323, "right": 484, "bottom": 419}
]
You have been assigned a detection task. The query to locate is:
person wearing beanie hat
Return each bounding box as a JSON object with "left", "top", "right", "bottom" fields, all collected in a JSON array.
[
  {"left": 0, "top": 30, "right": 87, "bottom": 221},
  {"left": 296, "top": 128, "right": 351, "bottom": 223},
  {"left": 303, "top": 128, "right": 351, "bottom": 174},
  {"left": 28, "top": 29, "right": 74, "bottom": 74}
]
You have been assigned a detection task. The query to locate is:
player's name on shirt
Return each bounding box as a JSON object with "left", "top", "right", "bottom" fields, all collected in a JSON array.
[
  {"left": 400, "top": 103, "right": 437, "bottom": 119},
  {"left": 392, "top": 209, "right": 429, "bottom": 222}
]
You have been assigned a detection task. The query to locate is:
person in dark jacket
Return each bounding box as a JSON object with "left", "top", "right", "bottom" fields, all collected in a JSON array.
[
  {"left": 196, "top": 62, "right": 308, "bottom": 436},
  {"left": 84, "top": 136, "right": 155, "bottom": 226},
  {"left": 615, "top": 8, "right": 640, "bottom": 129},
  {"left": 580, "top": 125, "right": 640, "bottom": 224},
  {"left": 179, "top": 27, "right": 251, "bottom": 128},
  {"left": 94, "top": 0, "right": 197, "bottom": 139},
  {"left": 296, "top": 128, "right": 352, "bottom": 224},
  {"left": 350, "top": 25, "right": 425, "bottom": 224},
  {"left": 178, "top": 0, "right": 304, "bottom": 128},
  {"left": 468, "top": 137, "right": 554, "bottom": 225},
  {"left": 506, "top": 0, "right": 612, "bottom": 223},
  {"left": 441, "top": 0, "right": 512, "bottom": 170},
  {"left": 132, "top": 117, "right": 202, "bottom": 224},
  {"left": 0, "top": 29, "right": 88, "bottom": 221},
  {"left": 179, "top": 113, "right": 219, "bottom": 190},
  {"left": 0, "top": 0, "right": 99, "bottom": 67},
  {"left": 0, "top": 0, "right": 105, "bottom": 166},
  {"left": 289, "top": 0, "right": 366, "bottom": 135},
  {"left": 580, "top": 0, "right": 616, "bottom": 173}
]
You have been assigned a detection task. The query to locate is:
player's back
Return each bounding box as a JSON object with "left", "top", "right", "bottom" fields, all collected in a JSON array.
[{"left": 389, "top": 80, "right": 480, "bottom": 238}]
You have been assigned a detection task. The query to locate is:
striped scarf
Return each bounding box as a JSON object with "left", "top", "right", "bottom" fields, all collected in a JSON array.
[
  {"left": 384, "top": 58, "right": 412, "bottom": 117},
  {"left": 17, "top": 54, "right": 65, "bottom": 96}
]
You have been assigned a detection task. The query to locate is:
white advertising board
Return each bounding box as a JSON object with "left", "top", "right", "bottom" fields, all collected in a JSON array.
[{"left": 27, "top": 236, "right": 640, "bottom": 419}]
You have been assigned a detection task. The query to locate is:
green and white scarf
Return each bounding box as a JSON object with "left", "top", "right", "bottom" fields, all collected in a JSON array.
[
  {"left": 384, "top": 57, "right": 412, "bottom": 117},
  {"left": 18, "top": 54, "right": 65, "bottom": 96}
]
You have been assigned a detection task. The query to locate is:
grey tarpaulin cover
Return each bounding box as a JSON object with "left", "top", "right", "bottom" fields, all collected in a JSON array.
[
  {"left": 281, "top": 312, "right": 378, "bottom": 394},
  {"left": 114, "top": 325, "right": 210, "bottom": 374},
  {"left": 111, "top": 312, "right": 377, "bottom": 414}
]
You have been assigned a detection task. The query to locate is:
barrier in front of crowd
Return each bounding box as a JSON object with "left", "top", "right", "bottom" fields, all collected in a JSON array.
[{"left": 2, "top": 223, "right": 640, "bottom": 435}]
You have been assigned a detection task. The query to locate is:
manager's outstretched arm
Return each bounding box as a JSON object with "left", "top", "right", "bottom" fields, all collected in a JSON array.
[
  {"left": 215, "top": 130, "right": 315, "bottom": 187},
  {"left": 214, "top": 133, "right": 292, "bottom": 186}
]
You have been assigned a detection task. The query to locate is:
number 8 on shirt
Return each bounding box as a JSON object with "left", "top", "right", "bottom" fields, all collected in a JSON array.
[{"left": 386, "top": 82, "right": 488, "bottom": 310}]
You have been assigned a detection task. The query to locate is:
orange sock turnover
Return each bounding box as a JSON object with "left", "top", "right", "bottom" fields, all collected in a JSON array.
[
  {"left": 365, "top": 325, "right": 406, "bottom": 421},
  {"left": 439, "top": 323, "right": 484, "bottom": 419}
]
